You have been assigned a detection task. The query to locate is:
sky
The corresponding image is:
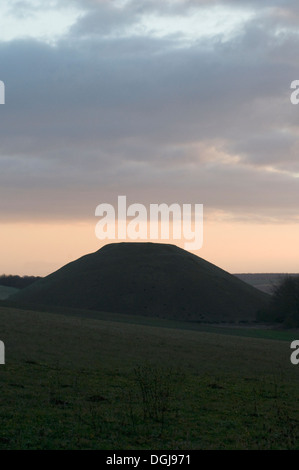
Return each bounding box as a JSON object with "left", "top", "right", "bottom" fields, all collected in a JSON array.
[{"left": 1, "top": 0, "right": 299, "bottom": 275}]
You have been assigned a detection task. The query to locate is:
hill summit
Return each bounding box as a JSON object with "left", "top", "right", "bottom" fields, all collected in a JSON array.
[{"left": 11, "top": 243, "right": 269, "bottom": 322}]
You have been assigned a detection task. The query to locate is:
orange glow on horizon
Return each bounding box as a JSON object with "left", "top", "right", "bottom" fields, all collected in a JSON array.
[{"left": 0, "top": 220, "right": 299, "bottom": 276}]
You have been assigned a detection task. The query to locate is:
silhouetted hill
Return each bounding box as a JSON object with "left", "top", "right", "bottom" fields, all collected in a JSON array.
[{"left": 11, "top": 243, "right": 269, "bottom": 322}]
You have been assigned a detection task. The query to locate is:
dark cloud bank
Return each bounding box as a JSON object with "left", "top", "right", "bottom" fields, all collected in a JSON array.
[{"left": 0, "top": 0, "right": 299, "bottom": 222}]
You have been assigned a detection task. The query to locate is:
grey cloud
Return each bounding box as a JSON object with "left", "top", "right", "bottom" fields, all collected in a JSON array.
[
  {"left": 1, "top": 2, "right": 299, "bottom": 223},
  {"left": 69, "top": 0, "right": 299, "bottom": 41}
]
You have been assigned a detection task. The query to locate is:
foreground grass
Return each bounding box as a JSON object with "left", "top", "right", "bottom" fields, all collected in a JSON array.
[{"left": 0, "top": 306, "right": 299, "bottom": 449}]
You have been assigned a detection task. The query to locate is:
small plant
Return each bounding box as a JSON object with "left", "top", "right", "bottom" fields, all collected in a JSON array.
[{"left": 133, "top": 363, "right": 182, "bottom": 430}]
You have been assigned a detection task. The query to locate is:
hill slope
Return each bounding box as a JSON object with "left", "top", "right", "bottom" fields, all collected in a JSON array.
[
  {"left": 0, "top": 285, "right": 19, "bottom": 300},
  {"left": 11, "top": 242, "right": 269, "bottom": 322},
  {"left": 235, "top": 273, "right": 299, "bottom": 294}
]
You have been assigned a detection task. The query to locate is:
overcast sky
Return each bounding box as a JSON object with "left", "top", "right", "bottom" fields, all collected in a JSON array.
[{"left": 1, "top": 0, "right": 299, "bottom": 274}]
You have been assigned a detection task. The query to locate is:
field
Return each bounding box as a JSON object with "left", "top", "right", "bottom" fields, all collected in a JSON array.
[
  {"left": 0, "top": 305, "right": 299, "bottom": 449},
  {"left": 235, "top": 273, "right": 299, "bottom": 294}
]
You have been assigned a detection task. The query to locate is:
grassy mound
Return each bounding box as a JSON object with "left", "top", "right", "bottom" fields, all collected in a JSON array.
[{"left": 11, "top": 243, "right": 269, "bottom": 322}]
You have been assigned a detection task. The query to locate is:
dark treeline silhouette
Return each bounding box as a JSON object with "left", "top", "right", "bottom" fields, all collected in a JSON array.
[
  {"left": 0, "top": 275, "right": 42, "bottom": 289},
  {"left": 258, "top": 275, "right": 299, "bottom": 327}
]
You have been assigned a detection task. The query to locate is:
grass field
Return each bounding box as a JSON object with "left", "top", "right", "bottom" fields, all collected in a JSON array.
[{"left": 0, "top": 305, "right": 299, "bottom": 449}]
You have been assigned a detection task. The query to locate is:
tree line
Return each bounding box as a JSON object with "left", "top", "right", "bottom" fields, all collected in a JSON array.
[
  {"left": 258, "top": 275, "right": 299, "bottom": 327},
  {"left": 0, "top": 275, "right": 41, "bottom": 289}
]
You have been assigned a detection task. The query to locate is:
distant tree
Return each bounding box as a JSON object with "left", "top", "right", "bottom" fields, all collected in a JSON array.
[
  {"left": 0, "top": 275, "right": 41, "bottom": 289},
  {"left": 260, "top": 275, "right": 299, "bottom": 327}
]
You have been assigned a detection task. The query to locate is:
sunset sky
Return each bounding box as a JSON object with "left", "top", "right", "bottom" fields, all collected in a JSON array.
[{"left": 1, "top": 0, "right": 299, "bottom": 276}]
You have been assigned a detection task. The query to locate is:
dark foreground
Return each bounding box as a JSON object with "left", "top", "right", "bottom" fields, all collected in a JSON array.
[{"left": 0, "top": 306, "right": 298, "bottom": 450}]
